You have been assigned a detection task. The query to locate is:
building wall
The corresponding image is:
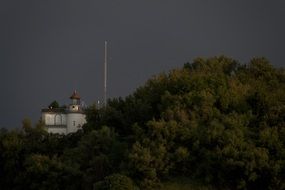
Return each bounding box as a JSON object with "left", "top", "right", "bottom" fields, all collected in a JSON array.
[
  {"left": 69, "top": 105, "right": 80, "bottom": 111},
  {"left": 42, "top": 113, "right": 67, "bottom": 125},
  {"left": 42, "top": 111, "right": 86, "bottom": 134},
  {"left": 42, "top": 112, "right": 67, "bottom": 134},
  {"left": 66, "top": 113, "right": 86, "bottom": 134},
  {"left": 47, "top": 126, "right": 67, "bottom": 135}
]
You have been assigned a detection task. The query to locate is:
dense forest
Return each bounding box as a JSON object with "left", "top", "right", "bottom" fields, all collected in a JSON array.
[{"left": 1, "top": 56, "right": 285, "bottom": 190}]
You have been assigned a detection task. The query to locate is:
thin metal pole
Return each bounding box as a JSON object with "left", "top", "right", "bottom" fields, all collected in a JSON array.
[{"left": 104, "top": 41, "right": 107, "bottom": 107}]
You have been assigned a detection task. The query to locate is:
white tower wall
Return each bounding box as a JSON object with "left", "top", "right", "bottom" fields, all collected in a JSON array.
[{"left": 66, "top": 113, "right": 86, "bottom": 134}]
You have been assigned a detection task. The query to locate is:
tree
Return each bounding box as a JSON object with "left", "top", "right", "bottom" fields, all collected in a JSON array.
[
  {"left": 94, "top": 174, "right": 135, "bottom": 190},
  {"left": 49, "top": 100, "right": 59, "bottom": 109},
  {"left": 1, "top": 56, "right": 285, "bottom": 190}
]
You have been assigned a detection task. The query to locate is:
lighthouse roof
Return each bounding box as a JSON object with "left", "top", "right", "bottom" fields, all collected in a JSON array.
[{"left": 70, "top": 90, "right": 81, "bottom": 100}]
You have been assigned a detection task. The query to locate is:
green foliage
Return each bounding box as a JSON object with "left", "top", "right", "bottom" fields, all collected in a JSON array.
[
  {"left": 49, "top": 100, "right": 60, "bottom": 109},
  {"left": 22, "top": 154, "right": 82, "bottom": 190},
  {"left": 162, "top": 177, "right": 214, "bottom": 190},
  {"left": 94, "top": 174, "right": 135, "bottom": 190},
  {"left": 1, "top": 56, "right": 285, "bottom": 190}
]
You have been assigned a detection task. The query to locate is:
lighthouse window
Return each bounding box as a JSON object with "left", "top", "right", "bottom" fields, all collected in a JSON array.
[{"left": 73, "top": 121, "right": 75, "bottom": 126}]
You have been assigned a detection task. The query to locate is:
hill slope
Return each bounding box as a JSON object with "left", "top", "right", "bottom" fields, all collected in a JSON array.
[{"left": 1, "top": 56, "right": 285, "bottom": 190}]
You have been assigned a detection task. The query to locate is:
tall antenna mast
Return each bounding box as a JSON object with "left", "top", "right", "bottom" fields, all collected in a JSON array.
[{"left": 104, "top": 41, "right": 107, "bottom": 107}]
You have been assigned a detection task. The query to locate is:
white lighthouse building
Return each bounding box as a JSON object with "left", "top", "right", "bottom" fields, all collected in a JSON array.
[{"left": 41, "top": 91, "right": 87, "bottom": 134}]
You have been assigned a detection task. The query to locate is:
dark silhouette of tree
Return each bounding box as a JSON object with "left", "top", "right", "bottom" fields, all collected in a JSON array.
[{"left": 49, "top": 100, "right": 60, "bottom": 109}]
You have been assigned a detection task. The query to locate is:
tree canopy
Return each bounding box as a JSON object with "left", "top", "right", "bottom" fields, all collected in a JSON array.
[
  {"left": 1, "top": 56, "right": 285, "bottom": 190},
  {"left": 48, "top": 100, "right": 60, "bottom": 109}
]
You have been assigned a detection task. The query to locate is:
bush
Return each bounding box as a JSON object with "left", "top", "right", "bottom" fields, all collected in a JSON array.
[{"left": 94, "top": 174, "right": 135, "bottom": 190}]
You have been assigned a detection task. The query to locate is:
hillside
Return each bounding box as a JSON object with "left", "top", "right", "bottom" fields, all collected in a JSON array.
[{"left": 1, "top": 56, "right": 285, "bottom": 190}]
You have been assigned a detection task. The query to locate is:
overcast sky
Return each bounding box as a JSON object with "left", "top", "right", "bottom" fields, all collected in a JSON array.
[{"left": 1, "top": 0, "right": 285, "bottom": 128}]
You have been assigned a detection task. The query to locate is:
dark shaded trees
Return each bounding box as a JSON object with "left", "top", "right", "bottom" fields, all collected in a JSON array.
[
  {"left": 0, "top": 56, "right": 285, "bottom": 190},
  {"left": 49, "top": 100, "right": 60, "bottom": 109}
]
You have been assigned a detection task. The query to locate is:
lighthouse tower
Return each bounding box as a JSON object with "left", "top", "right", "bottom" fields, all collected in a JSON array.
[
  {"left": 41, "top": 91, "right": 86, "bottom": 134},
  {"left": 66, "top": 90, "right": 86, "bottom": 133}
]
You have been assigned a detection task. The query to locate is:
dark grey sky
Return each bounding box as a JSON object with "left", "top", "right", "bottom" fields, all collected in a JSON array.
[{"left": 1, "top": 0, "right": 285, "bottom": 128}]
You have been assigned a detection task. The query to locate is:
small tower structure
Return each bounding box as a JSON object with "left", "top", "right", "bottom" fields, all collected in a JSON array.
[
  {"left": 41, "top": 91, "right": 86, "bottom": 134},
  {"left": 66, "top": 90, "right": 86, "bottom": 133}
]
